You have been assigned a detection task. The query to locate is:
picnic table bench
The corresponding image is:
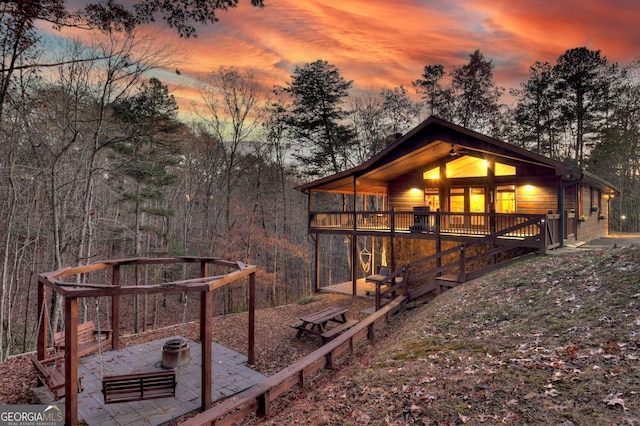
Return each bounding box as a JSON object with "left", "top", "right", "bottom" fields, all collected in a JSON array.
[{"left": 292, "top": 306, "right": 358, "bottom": 342}]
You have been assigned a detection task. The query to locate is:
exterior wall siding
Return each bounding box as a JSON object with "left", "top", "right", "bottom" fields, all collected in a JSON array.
[
  {"left": 388, "top": 176, "right": 426, "bottom": 211},
  {"left": 577, "top": 185, "right": 609, "bottom": 242},
  {"left": 516, "top": 177, "right": 558, "bottom": 214}
]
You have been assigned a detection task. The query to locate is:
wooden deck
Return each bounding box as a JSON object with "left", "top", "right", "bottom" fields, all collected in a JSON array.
[
  {"left": 33, "top": 336, "right": 266, "bottom": 426},
  {"left": 319, "top": 278, "right": 376, "bottom": 298},
  {"left": 309, "top": 211, "right": 558, "bottom": 251}
]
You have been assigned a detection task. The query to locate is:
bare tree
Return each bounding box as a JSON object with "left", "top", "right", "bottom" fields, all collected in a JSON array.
[
  {"left": 197, "top": 66, "right": 267, "bottom": 233},
  {"left": 347, "top": 89, "right": 386, "bottom": 163}
]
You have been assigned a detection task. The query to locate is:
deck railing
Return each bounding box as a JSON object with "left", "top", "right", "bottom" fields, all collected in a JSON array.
[{"left": 310, "top": 210, "right": 548, "bottom": 238}]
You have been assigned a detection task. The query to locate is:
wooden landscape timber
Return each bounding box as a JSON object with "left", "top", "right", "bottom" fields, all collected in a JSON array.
[{"left": 181, "top": 296, "right": 406, "bottom": 426}]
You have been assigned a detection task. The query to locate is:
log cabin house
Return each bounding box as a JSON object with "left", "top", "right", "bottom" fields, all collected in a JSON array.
[{"left": 297, "top": 117, "right": 619, "bottom": 297}]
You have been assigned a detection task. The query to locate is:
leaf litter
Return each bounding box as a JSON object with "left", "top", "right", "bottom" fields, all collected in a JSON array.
[{"left": 262, "top": 246, "right": 640, "bottom": 425}]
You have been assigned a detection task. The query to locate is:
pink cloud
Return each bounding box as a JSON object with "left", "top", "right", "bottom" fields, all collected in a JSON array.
[{"left": 44, "top": 1, "right": 640, "bottom": 112}]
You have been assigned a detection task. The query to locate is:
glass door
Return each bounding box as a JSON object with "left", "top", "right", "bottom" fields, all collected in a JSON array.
[
  {"left": 449, "top": 188, "right": 465, "bottom": 229},
  {"left": 469, "top": 187, "right": 486, "bottom": 228}
]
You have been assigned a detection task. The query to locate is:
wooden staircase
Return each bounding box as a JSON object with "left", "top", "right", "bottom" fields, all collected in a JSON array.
[{"left": 374, "top": 221, "right": 544, "bottom": 310}]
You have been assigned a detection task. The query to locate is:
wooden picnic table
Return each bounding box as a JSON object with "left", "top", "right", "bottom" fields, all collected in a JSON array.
[{"left": 294, "top": 306, "right": 357, "bottom": 341}]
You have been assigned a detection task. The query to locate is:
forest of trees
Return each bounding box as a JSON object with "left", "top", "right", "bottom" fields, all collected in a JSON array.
[{"left": 1, "top": 1, "right": 640, "bottom": 359}]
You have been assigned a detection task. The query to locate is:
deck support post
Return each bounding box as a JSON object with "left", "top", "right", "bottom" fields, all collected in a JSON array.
[
  {"left": 490, "top": 210, "right": 497, "bottom": 265},
  {"left": 559, "top": 178, "right": 565, "bottom": 247},
  {"left": 351, "top": 234, "right": 358, "bottom": 296},
  {"left": 314, "top": 234, "right": 320, "bottom": 293},
  {"left": 352, "top": 176, "right": 358, "bottom": 296},
  {"left": 390, "top": 208, "right": 396, "bottom": 272},
  {"left": 435, "top": 210, "right": 442, "bottom": 272},
  {"left": 36, "top": 281, "right": 47, "bottom": 365}
]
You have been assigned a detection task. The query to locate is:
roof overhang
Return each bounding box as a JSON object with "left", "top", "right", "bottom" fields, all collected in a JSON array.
[{"left": 296, "top": 116, "right": 619, "bottom": 196}]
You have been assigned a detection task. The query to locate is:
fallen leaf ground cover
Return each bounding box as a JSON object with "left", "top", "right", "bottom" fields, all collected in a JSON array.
[
  {"left": 3, "top": 244, "right": 639, "bottom": 425},
  {"left": 261, "top": 246, "right": 640, "bottom": 425}
]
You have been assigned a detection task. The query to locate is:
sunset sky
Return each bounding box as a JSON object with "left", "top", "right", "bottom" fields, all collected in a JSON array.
[{"left": 55, "top": 1, "right": 640, "bottom": 115}]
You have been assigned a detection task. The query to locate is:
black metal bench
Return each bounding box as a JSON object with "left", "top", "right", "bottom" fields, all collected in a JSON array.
[
  {"left": 102, "top": 369, "right": 177, "bottom": 404},
  {"left": 366, "top": 266, "right": 398, "bottom": 295}
]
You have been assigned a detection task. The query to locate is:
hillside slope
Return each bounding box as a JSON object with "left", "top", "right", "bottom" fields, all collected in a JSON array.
[{"left": 262, "top": 246, "right": 640, "bottom": 425}]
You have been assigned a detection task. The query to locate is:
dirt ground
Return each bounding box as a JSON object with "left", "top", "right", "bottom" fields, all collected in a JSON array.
[
  {"left": 586, "top": 232, "right": 640, "bottom": 247},
  {"left": 0, "top": 293, "right": 375, "bottom": 406},
  {"left": 258, "top": 241, "right": 640, "bottom": 425}
]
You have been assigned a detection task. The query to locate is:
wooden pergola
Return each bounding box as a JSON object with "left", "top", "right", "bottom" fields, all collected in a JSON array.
[{"left": 35, "top": 256, "right": 257, "bottom": 426}]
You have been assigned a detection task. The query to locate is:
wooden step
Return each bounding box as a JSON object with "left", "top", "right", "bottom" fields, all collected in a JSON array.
[
  {"left": 408, "top": 282, "right": 439, "bottom": 299},
  {"left": 435, "top": 273, "right": 460, "bottom": 284},
  {"left": 435, "top": 274, "right": 461, "bottom": 294}
]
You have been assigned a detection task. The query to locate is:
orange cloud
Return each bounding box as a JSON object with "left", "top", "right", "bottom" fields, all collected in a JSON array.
[{"left": 42, "top": 1, "right": 640, "bottom": 116}]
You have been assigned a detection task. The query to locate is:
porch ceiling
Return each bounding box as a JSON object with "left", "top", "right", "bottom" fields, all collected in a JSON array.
[{"left": 315, "top": 140, "right": 452, "bottom": 194}]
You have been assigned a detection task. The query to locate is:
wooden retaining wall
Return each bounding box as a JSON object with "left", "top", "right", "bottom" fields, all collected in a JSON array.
[{"left": 181, "top": 296, "right": 407, "bottom": 426}]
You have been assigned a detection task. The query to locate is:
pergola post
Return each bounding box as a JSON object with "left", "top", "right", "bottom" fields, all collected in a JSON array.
[
  {"left": 111, "top": 264, "right": 120, "bottom": 350},
  {"left": 36, "top": 281, "right": 48, "bottom": 364},
  {"left": 248, "top": 272, "right": 255, "bottom": 365},
  {"left": 200, "top": 289, "right": 212, "bottom": 410},
  {"left": 64, "top": 296, "right": 79, "bottom": 426}
]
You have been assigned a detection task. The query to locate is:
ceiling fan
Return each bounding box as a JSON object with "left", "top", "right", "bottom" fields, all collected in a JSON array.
[{"left": 448, "top": 144, "right": 471, "bottom": 157}]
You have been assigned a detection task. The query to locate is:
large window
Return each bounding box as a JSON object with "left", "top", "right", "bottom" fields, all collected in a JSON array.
[
  {"left": 495, "top": 162, "right": 516, "bottom": 176},
  {"left": 470, "top": 187, "right": 485, "bottom": 213},
  {"left": 446, "top": 156, "right": 487, "bottom": 178},
  {"left": 496, "top": 185, "right": 515, "bottom": 213},
  {"left": 449, "top": 188, "right": 465, "bottom": 212},
  {"left": 445, "top": 156, "right": 516, "bottom": 178},
  {"left": 424, "top": 188, "right": 440, "bottom": 210},
  {"left": 423, "top": 166, "right": 440, "bottom": 180}
]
